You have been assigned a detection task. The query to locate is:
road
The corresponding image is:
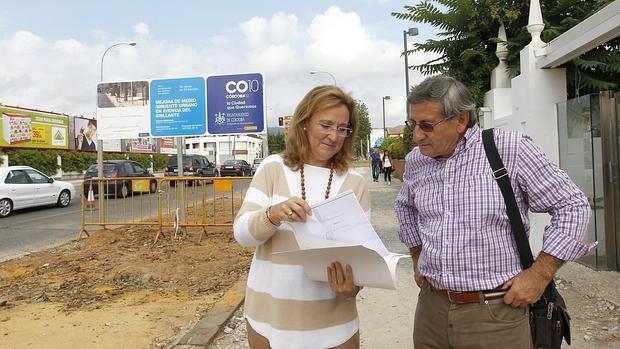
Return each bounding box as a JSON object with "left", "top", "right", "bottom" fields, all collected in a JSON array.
[
  {"left": 0, "top": 177, "right": 251, "bottom": 262},
  {"left": 0, "top": 200, "right": 85, "bottom": 262}
]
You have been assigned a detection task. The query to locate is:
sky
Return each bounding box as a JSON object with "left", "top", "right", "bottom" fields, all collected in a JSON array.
[{"left": 0, "top": 0, "right": 441, "bottom": 132}]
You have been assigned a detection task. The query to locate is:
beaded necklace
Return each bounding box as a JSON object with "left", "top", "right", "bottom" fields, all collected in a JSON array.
[{"left": 300, "top": 164, "right": 334, "bottom": 201}]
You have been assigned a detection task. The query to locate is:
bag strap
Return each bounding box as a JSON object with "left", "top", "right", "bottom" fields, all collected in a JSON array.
[{"left": 481, "top": 128, "right": 534, "bottom": 269}]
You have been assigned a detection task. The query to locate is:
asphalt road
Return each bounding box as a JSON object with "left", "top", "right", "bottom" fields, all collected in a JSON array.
[
  {"left": 0, "top": 199, "right": 85, "bottom": 262},
  {"left": 0, "top": 177, "right": 251, "bottom": 262}
]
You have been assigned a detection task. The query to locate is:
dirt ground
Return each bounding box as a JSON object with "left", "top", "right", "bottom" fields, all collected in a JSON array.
[{"left": 0, "top": 225, "right": 253, "bottom": 349}]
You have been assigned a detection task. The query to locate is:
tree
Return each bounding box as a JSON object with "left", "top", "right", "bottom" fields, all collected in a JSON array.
[
  {"left": 392, "top": 0, "right": 619, "bottom": 105},
  {"left": 355, "top": 101, "right": 372, "bottom": 158},
  {"left": 268, "top": 132, "right": 285, "bottom": 155}
]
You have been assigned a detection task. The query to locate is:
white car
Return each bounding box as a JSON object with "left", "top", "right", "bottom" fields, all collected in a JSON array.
[{"left": 0, "top": 166, "right": 76, "bottom": 217}]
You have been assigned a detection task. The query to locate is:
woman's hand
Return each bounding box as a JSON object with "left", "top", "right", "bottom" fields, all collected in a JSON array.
[
  {"left": 268, "top": 197, "right": 312, "bottom": 225},
  {"left": 327, "top": 262, "right": 360, "bottom": 299}
]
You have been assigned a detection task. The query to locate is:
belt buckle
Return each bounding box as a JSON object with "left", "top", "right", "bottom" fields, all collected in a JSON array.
[{"left": 483, "top": 290, "right": 507, "bottom": 300}]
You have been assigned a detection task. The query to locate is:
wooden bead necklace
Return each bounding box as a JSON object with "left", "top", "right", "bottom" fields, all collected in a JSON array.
[{"left": 300, "top": 164, "right": 334, "bottom": 201}]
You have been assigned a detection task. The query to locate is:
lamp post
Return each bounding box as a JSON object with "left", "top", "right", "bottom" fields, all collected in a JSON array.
[
  {"left": 309, "top": 70, "right": 337, "bottom": 85},
  {"left": 382, "top": 95, "right": 390, "bottom": 140},
  {"left": 98, "top": 41, "right": 137, "bottom": 207},
  {"left": 403, "top": 27, "right": 418, "bottom": 121}
]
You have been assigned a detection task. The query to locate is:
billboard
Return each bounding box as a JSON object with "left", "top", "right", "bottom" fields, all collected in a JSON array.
[
  {"left": 0, "top": 105, "right": 69, "bottom": 149},
  {"left": 96, "top": 80, "right": 150, "bottom": 139},
  {"left": 150, "top": 77, "right": 206, "bottom": 137},
  {"left": 123, "top": 138, "right": 157, "bottom": 153},
  {"left": 158, "top": 137, "right": 177, "bottom": 154},
  {"left": 206, "top": 73, "right": 265, "bottom": 134},
  {"left": 96, "top": 73, "right": 265, "bottom": 140},
  {"left": 74, "top": 116, "right": 97, "bottom": 151}
]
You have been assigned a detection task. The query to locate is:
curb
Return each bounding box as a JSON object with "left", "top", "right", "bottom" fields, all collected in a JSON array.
[{"left": 170, "top": 276, "right": 247, "bottom": 349}]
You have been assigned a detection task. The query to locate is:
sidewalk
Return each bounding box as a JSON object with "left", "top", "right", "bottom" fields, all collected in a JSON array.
[{"left": 174, "top": 165, "right": 620, "bottom": 349}]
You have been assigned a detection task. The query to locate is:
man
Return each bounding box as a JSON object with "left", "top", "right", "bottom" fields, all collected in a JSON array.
[
  {"left": 370, "top": 148, "right": 381, "bottom": 182},
  {"left": 77, "top": 119, "right": 97, "bottom": 151},
  {"left": 395, "top": 75, "right": 591, "bottom": 348}
]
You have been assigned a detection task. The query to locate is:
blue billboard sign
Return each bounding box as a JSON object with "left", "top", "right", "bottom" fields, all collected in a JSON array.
[
  {"left": 150, "top": 77, "right": 206, "bottom": 137},
  {"left": 206, "top": 73, "right": 264, "bottom": 134}
]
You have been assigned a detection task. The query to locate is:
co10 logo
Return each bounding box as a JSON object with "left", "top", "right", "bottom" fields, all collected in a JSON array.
[{"left": 225, "top": 79, "right": 260, "bottom": 94}]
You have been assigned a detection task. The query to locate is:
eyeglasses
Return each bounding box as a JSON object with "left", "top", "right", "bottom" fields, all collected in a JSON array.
[
  {"left": 405, "top": 118, "right": 449, "bottom": 132},
  {"left": 315, "top": 122, "right": 353, "bottom": 137}
]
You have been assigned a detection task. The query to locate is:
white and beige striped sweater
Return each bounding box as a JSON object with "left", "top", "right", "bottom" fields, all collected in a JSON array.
[{"left": 233, "top": 154, "right": 370, "bottom": 348}]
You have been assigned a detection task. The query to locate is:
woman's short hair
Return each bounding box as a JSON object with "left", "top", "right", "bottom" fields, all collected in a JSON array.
[
  {"left": 282, "top": 85, "right": 358, "bottom": 173},
  {"left": 407, "top": 75, "right": 477, "bottom": 128}
]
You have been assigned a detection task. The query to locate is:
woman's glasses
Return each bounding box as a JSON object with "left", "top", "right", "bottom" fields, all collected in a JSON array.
[
  {"left": 316, "top": 122, "right": 353, "bottom": 137},
  {"left": 405, "top": 118, "right": 448, "bottom": 132}
]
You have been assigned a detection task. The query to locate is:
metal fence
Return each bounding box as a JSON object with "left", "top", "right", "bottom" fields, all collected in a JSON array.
[{"left": 79, "top": 176, "right": 251, "bottom": 242}]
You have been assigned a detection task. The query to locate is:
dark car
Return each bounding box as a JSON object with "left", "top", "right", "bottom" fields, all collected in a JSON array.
[
  {"left": 83, "top": 160, "right": 157, "bottom": 198},
  {"left": 251, "top": 158, "right": 264, "bottom": 175},
  {"left": 219, "top": 159, "right": 252, "bottom": 177},
  {"left": 164, "top": 154, "right": 218, "bottom": 183}
]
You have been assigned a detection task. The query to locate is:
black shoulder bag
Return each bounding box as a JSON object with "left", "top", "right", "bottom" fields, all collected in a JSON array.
[{"left": 482, "top": 128, "right": 571, "bottom": 349}]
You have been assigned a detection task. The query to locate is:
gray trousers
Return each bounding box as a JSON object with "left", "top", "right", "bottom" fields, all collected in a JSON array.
[{"left": 413, "top": 282, "right": 533, "bottom": 349}]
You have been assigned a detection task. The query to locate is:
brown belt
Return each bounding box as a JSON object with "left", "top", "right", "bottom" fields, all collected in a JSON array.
[{"left": 430, "top": 287, "right": 508, "bottom": 303}]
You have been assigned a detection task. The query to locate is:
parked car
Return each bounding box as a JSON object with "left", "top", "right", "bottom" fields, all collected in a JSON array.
[
  {"left": 83, "top": 160, "right": 157, "bottom": 198},
  {"left": 251, "top": 158, "right": 264, "bottom": 175},
  {"left": 219, "top": 159, "right": 252, "bottom": 177},
  {"left": 164, "top": 154, "right": 218, "bottom": 184},
  {"left": 0, "top": 166, "right": 76, "bottom": 217}
]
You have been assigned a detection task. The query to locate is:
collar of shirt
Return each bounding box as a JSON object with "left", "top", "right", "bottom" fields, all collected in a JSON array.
[{"left": 433, "top": 125, "right": 481, "bottom": 161}]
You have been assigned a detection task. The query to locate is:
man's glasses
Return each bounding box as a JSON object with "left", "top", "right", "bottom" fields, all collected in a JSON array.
[
  {"left": 316, "top": 122, "right": 353, "bottom": 137},
  {"left": 405, "top": 118, "right": 449, "bottom": 132}
]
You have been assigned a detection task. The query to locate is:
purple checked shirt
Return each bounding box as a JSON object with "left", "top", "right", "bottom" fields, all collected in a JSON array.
[{"left": 395, "top": 126, "right": 591, "bottom": 292}]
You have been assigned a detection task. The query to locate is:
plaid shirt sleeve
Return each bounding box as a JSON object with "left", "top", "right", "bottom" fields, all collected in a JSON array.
[
  {"left": 395, "top": 152, "right": 422, "bottom": 248},
  {"left": 516, "top": 135, "right": 591, "bottom": 261}
]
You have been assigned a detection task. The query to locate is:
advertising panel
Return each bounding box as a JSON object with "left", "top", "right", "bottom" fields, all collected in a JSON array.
[
  {"left": 96, "top": 80, "right": 150, "bottom": 139},
  {"left": 150, "top": 77, "right": 206, "bottom": 137},
  {"left": 206, "top": 73, "right": 265, "bottom": 134},
  {"left": 74, "top": 116, "right": 98, "bottom": 151},
  {"left": 158, "top": 137, "right": 177, "bottom": 154},
  {"left": 0, "top": 105, "right": 69, "bottom": 149},
  {"left": 123, "top": 138, "right": 157, "bottom": 153},
  {"left": 102, "top": 139, "right": 122, "bottom": 152}
]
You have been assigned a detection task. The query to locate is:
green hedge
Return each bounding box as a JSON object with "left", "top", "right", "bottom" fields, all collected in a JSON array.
[{"left": 1, "top": 149, "right": 170, "bottom": 176}]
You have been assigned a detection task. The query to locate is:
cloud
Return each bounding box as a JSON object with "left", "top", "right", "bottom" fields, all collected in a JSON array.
[
  {"left": 239, "top": 12, "right": 300, "bottom": 47},
  {"left": 0, "top": 8, "right": 439, "bottom": 131},
  {"left": 132, "top": 22, "right": 150, "bottom": 37}
]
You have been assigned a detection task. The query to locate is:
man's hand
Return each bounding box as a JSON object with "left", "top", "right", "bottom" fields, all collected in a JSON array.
[
  {"left": 327, "top": 262, "right": 360, "bottom": 299},
  {"left": 501, "top": 268, "right": 548, "bottom": 307},
  {"left": 502, "top": 252, "right": 563, "bottom": 308},
  {"left": 410, "top": 246, "right": 426, "bottom": 287}
]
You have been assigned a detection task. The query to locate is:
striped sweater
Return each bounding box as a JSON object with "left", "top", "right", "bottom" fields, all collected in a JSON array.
[{"left": 233, "top": 154, "right": 370, "bottom": 348}]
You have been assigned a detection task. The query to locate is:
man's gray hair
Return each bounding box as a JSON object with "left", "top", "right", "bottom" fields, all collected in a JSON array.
[{"left": 407, "top": 75, "right": 477, "bottom": 128}]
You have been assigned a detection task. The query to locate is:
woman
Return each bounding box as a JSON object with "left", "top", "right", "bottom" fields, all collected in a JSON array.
[
  {"left": 233, "top": 85, "right": 369, "bottom": 348},
  {"left": 382, "top": 150, "right": 392, "bottom": 185}
]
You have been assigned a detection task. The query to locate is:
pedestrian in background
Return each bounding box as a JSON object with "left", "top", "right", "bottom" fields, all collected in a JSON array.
[
  {"left": 382, "top": 150, "right": 392, "bottom": 185},
  {"left": 370, "top": 148, "right": 381, "bottom": 182},
  {"left": 234, "top": 85, "right": 368, "bottom": 349},
  {"left": 395, "top": 75, "right": 591, "bottom": 348}
]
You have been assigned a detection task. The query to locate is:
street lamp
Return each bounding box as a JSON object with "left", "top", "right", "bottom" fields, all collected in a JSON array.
[
  {"left": 97, "top": 41, "right": 137, "bottom": 205},
  {"left": 403, "top": 27, "right": 418, "bottom": 121},
  {"left": 309, "top": 70, "right": 337, "bottom": 85},
  {"left": 382, "top": 95, "right": 390, "bottom": 140}
]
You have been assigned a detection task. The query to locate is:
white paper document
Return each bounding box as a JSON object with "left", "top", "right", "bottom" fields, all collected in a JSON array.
[{"left": 276, "top": 190, "right": 409, "bottom": 289}]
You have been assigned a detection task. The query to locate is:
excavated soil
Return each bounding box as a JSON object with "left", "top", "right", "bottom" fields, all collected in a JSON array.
[{"left": 0, "top": 225, "right": 253, "bottom": 349}]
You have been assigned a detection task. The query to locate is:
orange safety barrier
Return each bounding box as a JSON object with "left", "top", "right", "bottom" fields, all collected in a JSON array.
[{"left": 78, "top": 176, "right": 251, "bottom": 242}]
